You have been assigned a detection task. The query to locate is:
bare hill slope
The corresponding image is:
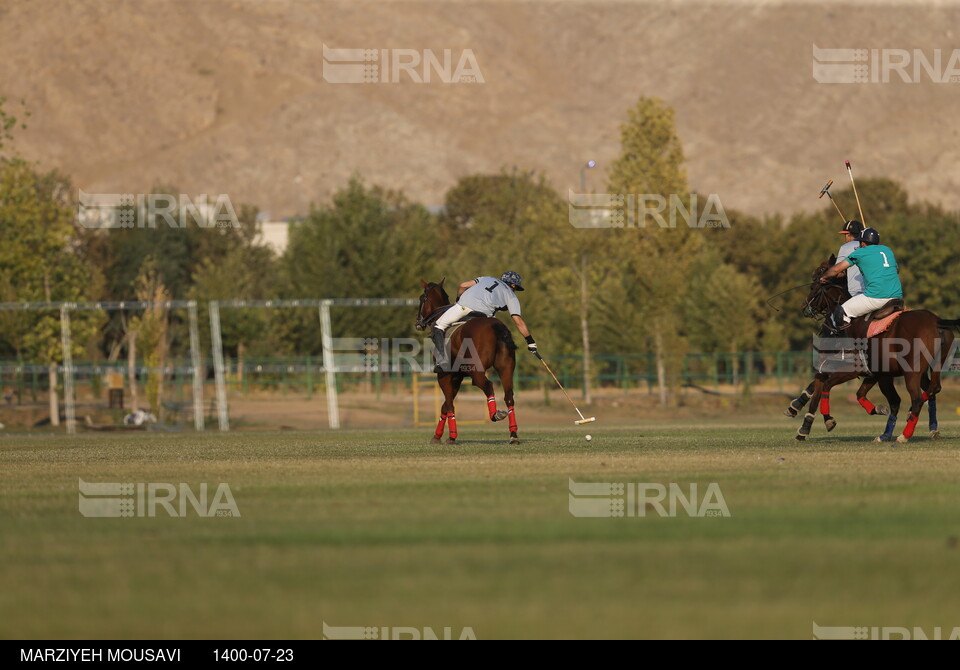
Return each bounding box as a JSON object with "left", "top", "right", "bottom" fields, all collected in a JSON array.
[{"left": 3, "top": 0, "right": 960, "bottom": 217}]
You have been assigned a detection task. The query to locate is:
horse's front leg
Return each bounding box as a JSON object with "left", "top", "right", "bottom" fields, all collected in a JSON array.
[{"left": 785, "top": 378, "right": 817, "bottom": 418}]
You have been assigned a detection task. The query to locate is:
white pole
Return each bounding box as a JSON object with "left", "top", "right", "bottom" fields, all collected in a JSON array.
[
  {"left": 59, "top": 305, "right": 76, "bottom": 435},
  {"left": 188, "top": 301, "right": 205, "bottom": 431},
  {"left": 209, "top": 300, "right": 229, "bottom": 431},
  {"left": 319, "top": 300, "right": 340, "bottom": 429}
]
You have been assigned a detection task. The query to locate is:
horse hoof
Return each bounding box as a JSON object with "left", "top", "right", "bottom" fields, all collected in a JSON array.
[
  {"left": 875, "top": 434, "right": 892, "bottom": 442},
  {"left": 491, "top": 410, "right": 508, "bottom": 422},
  {"left": 875, "top": 405, "right": 890, "bottom": 416},
  {"left": 896, "top": 434, "right": 909, "bottom": 444},
  {"left": 784, "top": 407, "right": 798, "bottom": 418},
  {"left": 431, "top": 437, "right": 441, "bottom": 444},
  {"left": 825, "top": 418, "right": 837, "bottom": 432},
  {"left": 930, "top": 430, "right": 941, "bottom": 440},
  {"left": 795, "top": 435, "right": 806, "bottom": 442},
  {"left": 509, "top": 437, "right": 520, "bottom": 445},
  {"left": 445, "top": 438, "right": 456, "bottom": 444}
]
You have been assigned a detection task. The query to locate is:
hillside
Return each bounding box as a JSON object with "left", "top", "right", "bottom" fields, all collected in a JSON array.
[{"left": 3, "top": 0, "right": 960, "bottom": 218}]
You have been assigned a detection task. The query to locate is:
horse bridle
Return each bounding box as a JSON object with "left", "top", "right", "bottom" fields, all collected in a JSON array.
[
  {"left": 802, "top": 267, "right": 846, "bottom": 320},
  {"left": 415, "top": 288, "right": 449, "bottom": 331}
]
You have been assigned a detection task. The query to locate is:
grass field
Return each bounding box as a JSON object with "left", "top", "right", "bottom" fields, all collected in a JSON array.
[{"left": 2, "top": 417, "right": 960, "bottom": 640}]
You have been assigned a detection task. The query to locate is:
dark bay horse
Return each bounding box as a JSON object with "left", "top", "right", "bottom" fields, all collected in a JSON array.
[
  {"left": 784, "top": 254, "right": 895, "bottom": 435},
  {"left": 416, "top": 279, "right": 520, "bottom": 445},
  {"left": 794, "top": 256, "right": 957, "bottom": 443}
]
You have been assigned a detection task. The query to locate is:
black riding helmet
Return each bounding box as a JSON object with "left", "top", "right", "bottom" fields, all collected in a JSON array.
[
  {"left": 838, "top": 219, "right": 864, "bottom": 236},
  {"left": 857, "top": 228, "right": 881, "bottom": 245}
]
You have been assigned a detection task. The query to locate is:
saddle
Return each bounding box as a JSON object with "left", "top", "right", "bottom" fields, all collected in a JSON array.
[
  {"left": 865, "top": 300, "right": 907, "bottom": 338},
  {"left": 442, "top": 311, "right": 487, "bottom": 347},
  {"left": 865, "top": 299, "right": 904, "bottom": 324}
]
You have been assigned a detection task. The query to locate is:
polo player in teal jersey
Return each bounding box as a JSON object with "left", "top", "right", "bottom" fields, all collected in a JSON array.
[{"left": 819, "top": 227, "right": 903, "bottom": 333}]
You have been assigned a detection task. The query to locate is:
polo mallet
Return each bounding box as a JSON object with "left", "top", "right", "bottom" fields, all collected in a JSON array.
[
  {"left": 534, "top": 351, "right": 596, "bottom": 425},
  {"left": 845, "top": 160, "right": 866, "bottom": 225},
  {"left": 818, "top": 180, "right": 847, "bottom": 224}
]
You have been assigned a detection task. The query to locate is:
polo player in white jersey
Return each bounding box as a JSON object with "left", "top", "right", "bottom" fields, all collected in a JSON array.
[{"left": 431, "top": 271, "right": 536, "bottom": 372}]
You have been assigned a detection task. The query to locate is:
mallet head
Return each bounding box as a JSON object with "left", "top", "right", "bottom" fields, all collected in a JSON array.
[
  {"left": 575, "top": 417, "right": 597, "bottom": 425},
  {"left": 819, "top": 180, "right": 833, "bottom": 199}
]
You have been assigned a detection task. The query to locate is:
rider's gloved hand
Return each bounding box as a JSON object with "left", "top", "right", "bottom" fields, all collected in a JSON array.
[{"left": 525, "top": 335, "right": 537, "bottom": 354}]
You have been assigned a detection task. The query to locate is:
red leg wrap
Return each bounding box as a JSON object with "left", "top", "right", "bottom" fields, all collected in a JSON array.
[
  {"left": 902, "top": 413, "right": 919, "bottom": 440},
  {"left": 434, "top": 413, "right": 447, "bottom": 440}
]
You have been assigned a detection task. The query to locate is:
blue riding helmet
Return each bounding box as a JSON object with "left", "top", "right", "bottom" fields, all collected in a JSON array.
[{"left": 501, "top": 271, "right": 524, "bottom": 291}]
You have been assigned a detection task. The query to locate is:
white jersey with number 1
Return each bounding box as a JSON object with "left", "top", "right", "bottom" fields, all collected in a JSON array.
[{"left": 457, "top": 277, "right": 522, "bottom": 316}]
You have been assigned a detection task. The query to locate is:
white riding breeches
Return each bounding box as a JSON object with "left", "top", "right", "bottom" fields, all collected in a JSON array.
[
  {"left": 434, "top": 304, "right": 474, "bottom": 330},
  {"left": 840, "top": 294, "right": 895, "bottom": 322}
]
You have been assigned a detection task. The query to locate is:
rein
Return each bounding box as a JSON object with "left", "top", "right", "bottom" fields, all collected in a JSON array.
[
  {"left": 416, "top": 305, "right": 450, "bottom": 330},
  {"left": 802, "top": 274, "right": 846, "bottom": 320}
]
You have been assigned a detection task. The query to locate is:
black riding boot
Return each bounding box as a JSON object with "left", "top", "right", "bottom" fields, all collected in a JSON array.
[
  {"left": 827, "top": 305, "right": 850, "bottom": 334},
  {"left": 431, "top": 327, "right": 449, "bottom": 373}
]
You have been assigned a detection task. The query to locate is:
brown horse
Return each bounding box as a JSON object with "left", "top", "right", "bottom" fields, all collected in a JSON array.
[
  {"left": 416, "top": 279, "right": 520, "bottom": 445},
  {"left": 796, "top": 256, "right": 957, "bottom": 443},
  {"left": 784, "top": 253, "right": 893, "bottom": 433}
]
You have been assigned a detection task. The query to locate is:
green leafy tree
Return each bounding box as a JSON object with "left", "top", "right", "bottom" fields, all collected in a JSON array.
[
  {"left": 278, "top": 176, "right": 439, "bottom": 352},
  {"left": 0, "top": 97, "right": 29, "bottom": 159},
  {"left": 606, "top": 96, "right": 700, "bottom": 406},
  {"left": 0, "top": 159, "right": 102, "bottom": 422}
]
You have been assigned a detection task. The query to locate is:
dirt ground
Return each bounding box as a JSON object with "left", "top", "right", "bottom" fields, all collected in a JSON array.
[{"left": 3, "top": 379, "right": 958, "bottom": 433}]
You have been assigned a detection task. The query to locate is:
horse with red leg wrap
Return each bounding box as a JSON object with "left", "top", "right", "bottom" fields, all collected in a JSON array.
[
  {"left": 796, "top": 256, "right": 956, "bottom": 443},
  {"left": 415, "top": 280, "right": 520, "bottom": 445}
]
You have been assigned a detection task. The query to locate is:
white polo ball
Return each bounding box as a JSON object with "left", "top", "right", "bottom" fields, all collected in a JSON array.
[{"left": 585, "top": 434, "right": 592, "bottom": 441}]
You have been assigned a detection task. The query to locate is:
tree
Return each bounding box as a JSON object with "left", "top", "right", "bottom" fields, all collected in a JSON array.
[
  {"left": 127, "top": 260, "right": 171, "bottom": 418},
  {"left": 0, "top": 159, "right": 103, "bottom": 423},
  {"left": 0, "top": 97, "right": 29, "bottom": 159},
  {"left": 441, "top": 169, "right": 589, "bottom": 386},
  {"left": 606, "top": 96, "right": 700, "bottom": 406},
  {"left": 278, "top": 176, "right": 439, "bottom": 352}
]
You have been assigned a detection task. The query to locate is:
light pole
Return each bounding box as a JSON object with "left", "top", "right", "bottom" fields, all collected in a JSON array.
[
  {"left": 578, "top": 160, "right": 596, "bottom": 405},
  {"left": 580, "top": 160, "right": 596, "bottom": 192}
]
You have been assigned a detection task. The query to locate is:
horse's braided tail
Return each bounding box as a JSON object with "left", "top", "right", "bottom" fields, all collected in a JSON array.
[{"left": 493, "top": 320, "right": 517, "bottom": 351}]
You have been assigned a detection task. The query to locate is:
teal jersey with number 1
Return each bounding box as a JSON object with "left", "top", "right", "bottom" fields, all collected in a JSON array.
[{"left": 846, "top": 244, "right": 903, "bottom": 299}]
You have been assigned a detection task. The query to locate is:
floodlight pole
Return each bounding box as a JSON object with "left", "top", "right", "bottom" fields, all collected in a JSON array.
[
  {"left": 319, "top": 300, "right": 341, "bottom": 429},
  {"left": 209, "top": 300, "right": 230, "bottom": 431},
  {"left": 187, "top": 300, "right": 205, "bottom": 431}
]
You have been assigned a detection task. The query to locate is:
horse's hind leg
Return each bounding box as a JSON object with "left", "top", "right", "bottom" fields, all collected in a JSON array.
[
  {"left": 897, "top": 371, "right": 929, "bottom": 444},
  {"left": 496, "top": 350, "right": 519, "bottom": 445},
  {"left": 467, "top": 369, "right": 505, "bottom": 423},
  {"left": 470, "top": 372, "right": 507, "bottom": 421},
  {"left": 875, "top": 377, "right": 901, "bottom": 442},
  {"left": 854, "top": 377, "right": 886, "bottom": 416},
  {"left": 921, "top": 369, "right": 940, "bottom": 440},
  {"left": 926, "top": 330, "right": 953, "bottom": 439}
]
